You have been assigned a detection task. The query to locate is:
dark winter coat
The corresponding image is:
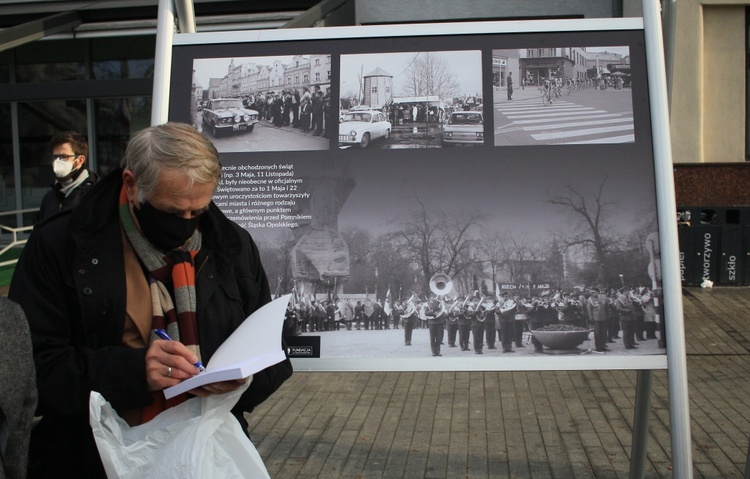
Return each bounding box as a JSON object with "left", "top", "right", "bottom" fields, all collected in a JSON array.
[
  {"left": 9, "top": 169, "right": 293, "bottom": 478},
  {"left": 38, "top": 169, "right": 99, "bottom": 221}
]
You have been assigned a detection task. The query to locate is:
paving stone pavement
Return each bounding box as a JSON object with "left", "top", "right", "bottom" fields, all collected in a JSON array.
[{"left": 246, "top": 287, "right": 750, "bottom": 479}]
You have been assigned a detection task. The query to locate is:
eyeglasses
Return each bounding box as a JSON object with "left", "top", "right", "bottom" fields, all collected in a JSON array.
[{"left": 51, "top": 154, "right": 78, "bottom": 161}]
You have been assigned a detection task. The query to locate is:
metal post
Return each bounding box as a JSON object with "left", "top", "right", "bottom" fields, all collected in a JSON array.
[
  {"left": 629, "top": 370, "right": 653, "bottom": 479},
  {"left": 174, "top": 0, "right": 197, "bottom": 34},
  {"left": 151, "top": 0, "right": 176, "bottom": 125},
  {"left": 661, "top": 0, "right": 677, "bottom": 107},
  {"left": 642, "top": 0, "right": 693, "bottom": 477}
]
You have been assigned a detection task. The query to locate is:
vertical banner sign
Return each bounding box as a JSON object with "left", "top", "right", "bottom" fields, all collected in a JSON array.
[{"left": 169, "top": 18, "right": 671, "bottom": 372}]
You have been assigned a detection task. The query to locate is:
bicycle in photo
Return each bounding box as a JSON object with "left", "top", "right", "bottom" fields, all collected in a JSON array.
[
  {"left": 552, "top": 84, "right": 562, "bottom": 101},
  {"left": 539, "top": 86, "right": 552, "bottom": 106}
]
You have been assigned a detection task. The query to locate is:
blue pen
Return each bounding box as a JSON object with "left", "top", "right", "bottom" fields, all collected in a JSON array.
[{"left": 154, "top": 329, "right": 206, "bottom": 372}]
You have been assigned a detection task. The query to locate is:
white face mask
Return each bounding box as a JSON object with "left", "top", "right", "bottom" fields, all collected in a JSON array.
[{"left": 53, "top": 158, "right": 76, "bottom": 179}]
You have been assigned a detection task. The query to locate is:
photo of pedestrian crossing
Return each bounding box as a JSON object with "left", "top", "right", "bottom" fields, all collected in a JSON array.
[
  {"left": 492, "top": 46, "right": 635, "bottom": 146},
  {"left": 494, "top": 95, "right": 634, "bottom": 145}
]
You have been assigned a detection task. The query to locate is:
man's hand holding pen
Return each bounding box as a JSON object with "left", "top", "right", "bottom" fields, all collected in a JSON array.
[
  {"left": 145, "top": 338, "right": 204, "bottom": 392},
  {"left": 145, "top": 332, "right": 248, "bottom": 395}
]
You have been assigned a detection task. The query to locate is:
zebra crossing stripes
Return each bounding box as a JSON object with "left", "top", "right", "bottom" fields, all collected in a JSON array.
[{"left": 495, "top": 98, "right": 634, "bottom": 144}]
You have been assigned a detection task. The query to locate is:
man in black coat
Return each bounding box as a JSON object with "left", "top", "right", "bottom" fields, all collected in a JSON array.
[
  {"left": 9, "top": 122, "right": 293, "bottom": 479},
  {"left": 39, "top": 131, "right": 99, "bottom": 220}
]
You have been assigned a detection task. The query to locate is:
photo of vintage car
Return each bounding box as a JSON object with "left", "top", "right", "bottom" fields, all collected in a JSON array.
[
  {"left": 338, "top": 109, "right": 392, "bottom": 148},
  {"left": 441, "top": 110, "right": 484, "bottom": 146},
  {"left": 201, "top": 98, "right": 259, "bottom": 137}
]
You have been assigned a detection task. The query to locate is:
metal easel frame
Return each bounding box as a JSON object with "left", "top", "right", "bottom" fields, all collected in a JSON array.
[{"left": 149, "top": 0, "right": 692, "bottom": 477}]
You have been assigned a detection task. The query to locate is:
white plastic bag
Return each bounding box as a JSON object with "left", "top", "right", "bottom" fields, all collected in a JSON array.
[{"left": 89, "top": 380, "right": 270, "bottom": 479}]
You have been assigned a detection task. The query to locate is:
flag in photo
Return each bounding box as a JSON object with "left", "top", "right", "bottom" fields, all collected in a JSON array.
[{"left": 384, "top": 287, "right": 392, "bottom": 316}]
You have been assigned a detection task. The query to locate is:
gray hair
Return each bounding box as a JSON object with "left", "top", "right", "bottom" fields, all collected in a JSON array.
[{"left": 121, "top": 122, "right": 221, "bottom": 200}]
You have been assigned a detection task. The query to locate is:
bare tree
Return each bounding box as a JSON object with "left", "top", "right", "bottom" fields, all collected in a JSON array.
[
  {"left": 473, "top": 230, "right": 509, "bottom": 295},
  {"left": 390, "top": 199, "right": 481, "bottom": 295},
  {"left": 505, "top": 233, "right": 545, "bottom": 284},
  {"left": 400, "top": 52, "right": 461, "bottom": 99},
  {"left": 256, "top": 230, "right": 298, "bottom": 294},
  {"left": 547, "top": 177, "right": 615, "bottom": 283},
  {"left": 340, "top": 227, "right": 375, "bottom": 294}
]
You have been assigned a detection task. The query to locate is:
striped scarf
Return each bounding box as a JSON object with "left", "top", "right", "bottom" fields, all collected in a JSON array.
[{"left": 118, "top": 186, "right": 203, "bottom": 363}]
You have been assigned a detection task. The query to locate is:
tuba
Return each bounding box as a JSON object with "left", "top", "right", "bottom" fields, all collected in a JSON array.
[{"left": 429, "top": 273, "right": 454, "bottom": 297}]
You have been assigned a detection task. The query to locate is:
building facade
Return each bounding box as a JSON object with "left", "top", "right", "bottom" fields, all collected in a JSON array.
[
  {"left": 0, "top": 0, "right": 747, "bottom": 234},
  {"left": 362, "top": 68, "right": 393, "bottom": 109},
  {"left": 667, "top": 0, "right": 749, "bottom": 163}
]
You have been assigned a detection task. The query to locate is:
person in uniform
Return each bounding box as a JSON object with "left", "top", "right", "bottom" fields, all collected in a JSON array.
[
  {"left": 641, "top": 288, "right": 658, "bottom": 340},
  {"left": 483, "top": 296, "right": 498, "bottom": 350},
  {"left": 391, "top": 299, "right": 403, "bottom": 330},
  {"left": 445, "top": 298, "right": 461, "bottom": 347},
  {"left": 296, "top": 299, "right": 309, "bottom": 334},
  {"left": 362, "top": 299, "right": 375, "bottom": 330},
  {"left": 526, "top": 296, "right": 548, "bottom": 353},
  {"left": 557, "top": 293, "right": 579, "bottom": 326},
  {"left": 606, "top": 289, "right": 620, "bottom": 343},
  {"left": 342, "top": 298, "right": 355, "bottom": 330},
  {"left": 425, "top": 298, "right": 447, "bottom": 356},
  {"left": 470, "top": 294, "right": 486, "bottom": 354},
  {"left": 587, "top": 288, "right": 610, "bottom": 352},
  {"left": 496, "top": 292, "right": 517, "bottom": 353},
  {"left": 374, "top": 300, "right": 385, "bottom": 330},
  {"left": 325, "top": 300, "right": 337, "bottom": 331},
  {"left": 458, "top": 297, "right": 473, "bottom": 352},
  {"left": 471, "top": 297, "right": 495, "bottom": 354},
  {"left": 631, "top": 289, "right": 647, "bottom": 342},
  {"left": 614, "top": 289, "right": 637, "bottom": 349},
  {"left": 313, "top": 300, "right": 326, "bottom": 332},
  {"left": 283, "top": 300, "right": 298, "bottom": 337},
  {"left": 402, "top": 298, "right": 420, "bottom": 346},
  {"left": 513, "top": 293, "right": 529, "bottom": 348}
]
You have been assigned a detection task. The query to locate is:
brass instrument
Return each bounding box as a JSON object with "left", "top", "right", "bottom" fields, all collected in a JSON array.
[
  {"left": 628, "top": 290, "right": 643, "bottom": 306},
  {"left": 500, "top": 298, "right": 517, "bottom": 314},
  {"left": 447, "top": 299, "right": 461, "bottom": 322},
  {"left": 429, "top": 273, "right": 453, "bottom": 297},
  {"left": 403, "top": 294, "right": 418, "bottom": 318},
  {"left": 424, "top": 298, "right": 447, "bottom": 320},
  {"left": 476, "top": 296, "right": 495, "bottom": 322}
]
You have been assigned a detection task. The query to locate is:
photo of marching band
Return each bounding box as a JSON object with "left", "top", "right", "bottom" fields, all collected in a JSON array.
[
  {"left": 283, "top": 279, "right": 664, "bottom": 359},
  {"left": 235, "top": 140, "right": 664, "bottom": 363}
]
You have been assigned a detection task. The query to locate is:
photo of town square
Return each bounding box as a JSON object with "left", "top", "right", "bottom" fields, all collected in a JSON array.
[
  {"left": 191, "top": 55, "right": 333, "bottom": 152},
  {"left": 492, "top": 47, "right": 634, "bottom": 145},
  {"left": 338, "top": 50, "right": 483, "bottom": 149}
]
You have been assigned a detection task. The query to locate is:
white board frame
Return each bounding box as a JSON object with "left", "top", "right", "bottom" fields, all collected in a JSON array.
[{"left": 153, "top": 0, "right": 691, "bottom": 476}]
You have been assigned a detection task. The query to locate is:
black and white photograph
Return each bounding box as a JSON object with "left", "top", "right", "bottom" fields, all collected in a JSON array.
[
  {"left": 338, "top": 50, "right": 483, "bottom": 149},
  {"left": 250, "top": 150, "right": 665, "bottom": 362},
  {"left": 191, "top": 55, "right": 333, "bottom": 152},
  {"left": 492, "top": 47, "right": 635, "bottom": 146},
  {"left": 169, "top": 23, "right": 667, "bottom": 370}
]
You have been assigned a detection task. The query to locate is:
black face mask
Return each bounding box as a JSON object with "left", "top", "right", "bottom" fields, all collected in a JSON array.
[{"left": 133, "top": 200, "right": 201, "bottom": 251}]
